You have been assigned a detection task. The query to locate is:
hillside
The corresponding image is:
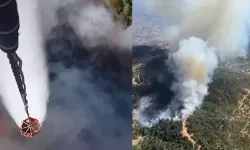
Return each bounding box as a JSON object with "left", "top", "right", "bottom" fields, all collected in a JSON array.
[{"left": 132, "top": 45, "right": 250, "bottom": 150}]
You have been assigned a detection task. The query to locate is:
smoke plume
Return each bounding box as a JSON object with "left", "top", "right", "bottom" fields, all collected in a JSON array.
[
  {"left": 136, "top": 0, "right": 250, "bottom": 127},
  {"left": 0, "top": 0, "right": 131, "bottom": 150}
]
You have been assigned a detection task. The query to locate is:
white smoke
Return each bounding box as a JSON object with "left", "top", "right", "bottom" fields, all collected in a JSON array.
[
  {"left": 170, "top": 37, "right": 218, "bottom": 118},
  {"left": 136, "top": 0, "right": 250, "bottom": 127},
  {"left": 136, "top": 96, "right": 152, "bottom": 127},
  {"left": 67, "top": 4, "right": 129, "bottom": 48},
  {"left": 0, "top": 0, "right": 131, "bottom": 149},
  {"left": 37, "top": 0, "right": 131, "bottom": 49}
]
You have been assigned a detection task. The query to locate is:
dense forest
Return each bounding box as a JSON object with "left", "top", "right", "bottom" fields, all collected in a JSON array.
[{"left": 132, "top": 46, "right": 250, "bottom": 150}]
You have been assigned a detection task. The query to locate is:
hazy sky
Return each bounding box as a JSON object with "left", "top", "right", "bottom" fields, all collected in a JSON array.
[{"left": 133, "top": 0, "right": 166, "bottom": 45}]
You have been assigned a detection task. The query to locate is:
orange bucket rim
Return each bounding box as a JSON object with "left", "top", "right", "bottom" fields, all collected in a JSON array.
[{"left": 20, "top": 117, "right": 40, "bottom": 137}]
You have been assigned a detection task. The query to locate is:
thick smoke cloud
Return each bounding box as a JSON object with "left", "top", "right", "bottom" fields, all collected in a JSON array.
[
  {"left": 136, "top": 0, "right": 250, "bottom": 127},
  {"left": 0, "top": 0, "right": 131, "bottom": 150}
]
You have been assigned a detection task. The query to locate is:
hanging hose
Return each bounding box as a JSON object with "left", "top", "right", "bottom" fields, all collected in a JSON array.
[
  {"left": 0, "top": 0, "right": 41, "bottom": 137},
  {"left": 7, "top": 52, "right": 30, "bottom": 118},
  {"left": 7, "top": 52, "right": 41, "bottom": 138}
]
